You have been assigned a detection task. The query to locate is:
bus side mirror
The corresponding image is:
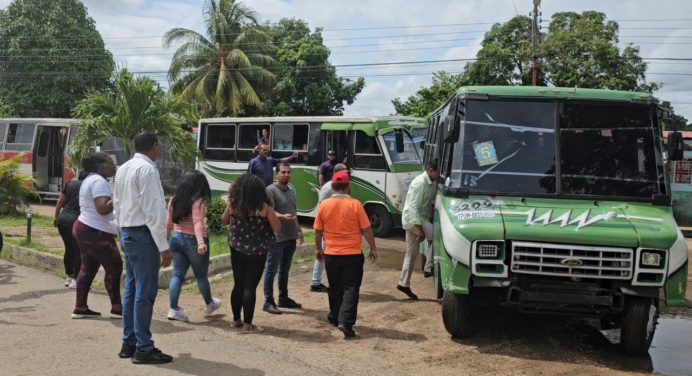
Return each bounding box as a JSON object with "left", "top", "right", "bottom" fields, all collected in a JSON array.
[
  {"left": 667, "top": 132, "right": 684, "bottom": 161},
  {"left": 443, "top": 115, "right": 459, "bottom": 143},
  {"left": 395, "top": 130, "right": 405, "bottom": 153}
]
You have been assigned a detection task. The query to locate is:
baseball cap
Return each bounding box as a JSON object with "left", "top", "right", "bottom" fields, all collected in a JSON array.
[
  {"left": 332, "top": 170, "right": 350, "bottom": 184},
  {"left": 327, "top": 149, "right": 336, "bottom": 156},
  {"left": 334, "top": 163, "right": 348, "bottom": 173}
]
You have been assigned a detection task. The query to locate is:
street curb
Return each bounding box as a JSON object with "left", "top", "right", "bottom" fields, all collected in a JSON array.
[{"left": 1, "top": 242, "right": 320, "bottom": 289}]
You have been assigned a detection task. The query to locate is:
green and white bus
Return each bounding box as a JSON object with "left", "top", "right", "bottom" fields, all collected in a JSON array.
[
  {"left": 423, "top": 86, "right": 688, "bottom": 355},
  {"left": 196, "top": 116, "right": 426, "bottom": 237}
]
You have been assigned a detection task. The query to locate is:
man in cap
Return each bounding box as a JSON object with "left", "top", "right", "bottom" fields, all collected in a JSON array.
[{"left": 314, "top": 170, "right": 378, "bottom": 338}]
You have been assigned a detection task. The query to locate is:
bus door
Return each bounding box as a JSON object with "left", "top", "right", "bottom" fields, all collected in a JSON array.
[{"left": 33, "top": 124, "right": 67, "bottom": 194}]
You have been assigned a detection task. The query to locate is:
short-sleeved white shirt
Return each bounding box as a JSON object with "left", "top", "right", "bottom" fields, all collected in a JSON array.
[{"left": 77, "top": 173, "right": 115, "bottom": 234}]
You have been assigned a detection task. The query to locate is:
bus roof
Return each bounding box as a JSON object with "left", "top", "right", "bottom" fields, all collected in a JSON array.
[
  {"left": 455, "top": 86, "right": 657, "bottom": 102},
  {"left": 199, "top": 115, "right": 425, "bottom": 136},
  {"left": 0, "top": 118, "right": 78, "bottom": 124}
]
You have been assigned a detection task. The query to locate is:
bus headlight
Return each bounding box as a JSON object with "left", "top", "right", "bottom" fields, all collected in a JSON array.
[
  {"left": 477, "top": 242, "right": 500, "bottom": 259},
  {"left": 640, "top": 250, "right": 664, "bottom": 267}
]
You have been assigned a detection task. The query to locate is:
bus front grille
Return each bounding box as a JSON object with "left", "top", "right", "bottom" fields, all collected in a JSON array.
[{"left": 510, "top": 241, "right": 633, "bottom": 280}]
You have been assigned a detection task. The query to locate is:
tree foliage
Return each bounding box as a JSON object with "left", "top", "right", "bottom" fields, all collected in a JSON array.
[
  {"left": 394, "top": 11, "right": 659, "bottom": 116},
  {"left": 0, "top": 154, "right": 37, "bottom": 215},
  {"left": 164, "top": 0, "right": 276, "bottom": 116},
  {"left": 0, "top": 0, "right": 113, "bottom": 117},
  {"left": 251, "top": 18, "right": 365, "bottom": 116},
  {"left": 71, "top": 69, "right": 199, "bottom": 166},
  {"left": 392, "top": 71, "right": 467, "bottom": 117}
]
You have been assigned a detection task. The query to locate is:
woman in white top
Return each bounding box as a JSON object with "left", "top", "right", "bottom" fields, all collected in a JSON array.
[{"left": 71, "top": 152, "right": 123, "bottom": 319}]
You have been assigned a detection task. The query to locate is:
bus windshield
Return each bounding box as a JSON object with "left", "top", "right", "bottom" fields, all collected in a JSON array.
[
  {"left": 451, "top": 99, "right": 663, "bottom": 199},
  {"left": 383, "top": 131, "right": 421, "bottom": 164}
]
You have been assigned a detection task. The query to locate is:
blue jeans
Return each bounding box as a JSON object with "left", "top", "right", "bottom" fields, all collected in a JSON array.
[
  {"left": 168, "top": 232, "right": 212, "bottom": 308},
  {"left": 120, "top": 227, "right": 160, "bottom": 352},
  {"left": 311, "top": 239, "right": 325, "bottom": 286},
  {"left": 263, "top": 239, "right": 297, "bottom": 303}
]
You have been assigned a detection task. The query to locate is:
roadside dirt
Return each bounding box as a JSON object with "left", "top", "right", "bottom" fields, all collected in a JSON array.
[{"left": 170, "top": 259, "right": 688, "bottom": 376}]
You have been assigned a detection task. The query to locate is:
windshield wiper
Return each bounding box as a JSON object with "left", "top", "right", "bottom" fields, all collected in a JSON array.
[{"left": 468, "top": 142, "right": 526, "bottom": 185}]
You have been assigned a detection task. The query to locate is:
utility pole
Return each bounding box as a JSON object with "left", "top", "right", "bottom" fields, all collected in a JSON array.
[{"left": 531, "top": 0, "right": 541, "bottom": 86}]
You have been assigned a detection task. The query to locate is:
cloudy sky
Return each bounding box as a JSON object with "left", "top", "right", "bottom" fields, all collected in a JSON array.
[{"left": 2, "top": 0, "right": 691, "bottom": 119}]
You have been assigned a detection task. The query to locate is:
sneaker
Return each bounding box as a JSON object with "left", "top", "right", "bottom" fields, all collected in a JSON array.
[
  {"left": 118, "top": 343, "right": 136, "bottom": 359},
  {"left": 68, "top": 279, "right": 77, "bottom": 289},
  {"left": 109, "top": 309, "right": 122, "bottom": 319},
  {"left": 64, "top": 277, "right": 73, "bottom": 287},
  {"left": 71, "top": 308, "right": 101, "bottom": 319},
  {"left": 310, "top": 284, "right": 329, "bottom": 293},
  {"left": 278, "top": 297, "right": 302, "bottom": 309},
  {"left": 131, "top": 348, "right": 173, "bottom": 365},
  {"left": 338, "top": 324, "right": 356, "bottom": 338},
  {"left": 262, "top": 302, "right": 282, "bottom": 315},
  {"left": 204, "top": 297, "right": 221, "bottom": 315},
  {"left": 396, "top": 285, "right": 419, "bottom": 300},
  {"left": 167, "top": 307, "right": 189, "bottom": 322}
]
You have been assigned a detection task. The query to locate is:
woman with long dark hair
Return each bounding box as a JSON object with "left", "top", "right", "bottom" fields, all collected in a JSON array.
[
  {"left": 221, "top": 173, "right": 281, "bottom": 332},
  {"left": 72, "top": 152, "right": 123, "bottom": 319},
  {"left": 166, "top": 171, "right": 221, "bottom": 321},
  {"left": 54, "top": 170, "right": 88, "bottom": 289}
]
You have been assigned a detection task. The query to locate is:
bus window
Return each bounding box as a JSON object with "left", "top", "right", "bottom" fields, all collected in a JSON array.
[
  {"left": 100, "top": 137, "right": 129, "bottom": 166},
  {"left": 238, "top": 123, "right": 268, "bottom": 161},
  {"left": 0, "top": 123, "right": 6, "bottom": 150},
  {"left": 273, "top": 123, "right": 309, "bottom": 163},
  {"left": 5, "top": 123, "right": 36, "bottom": 151},
  {"left": 353, "top": 130, "right": 386, "bottom": 170},
  {"left": 204, "top": 124, "right": 236, "bottom": 161}
]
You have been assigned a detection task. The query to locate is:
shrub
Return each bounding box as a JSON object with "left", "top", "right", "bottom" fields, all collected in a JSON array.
[
  {"left": 206, "top": 196, "right": 228, "bottom": 235},
  {"left": 0, "top": 153, "right": 37, "bottom": 215}
]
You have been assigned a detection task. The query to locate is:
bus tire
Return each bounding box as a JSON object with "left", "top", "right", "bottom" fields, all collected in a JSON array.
[
  {"left": 441, "top": 290, "right": 478, "bottom": 338},
  {"left": 621, "top": 297, "right": 658, "bottom": 356},
  {"left": 365, "top": 205, "right": 392, "bottom": 237}
]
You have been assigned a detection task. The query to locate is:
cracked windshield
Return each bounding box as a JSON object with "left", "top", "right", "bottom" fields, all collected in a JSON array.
[{"left": 452, "top": 100, "right": 557, "bottom": 194}]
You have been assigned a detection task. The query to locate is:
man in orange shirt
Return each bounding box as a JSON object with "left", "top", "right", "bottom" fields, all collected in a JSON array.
[{"left": 314, "top": 171, "right": 378, "bottom": 338}]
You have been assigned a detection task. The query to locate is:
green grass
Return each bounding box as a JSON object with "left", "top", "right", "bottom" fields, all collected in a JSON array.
[
  {"left": 0, "top": 214, "right": 53, "bottom": 227},
  {"left": 207, "top": 229, "right": 315, "bottom": 256},
  {"left": 6, "top": 237, "right": 62, "bottom": 255}
]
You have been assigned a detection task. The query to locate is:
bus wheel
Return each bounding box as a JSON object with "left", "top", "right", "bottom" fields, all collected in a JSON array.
[
  {"left": 441, "top": 290, "right": 479, "bottom": 338},
  {"left": 365, "top": 205, "right": 392, "bottom": 237},
  {"left": 621, "top": 297, "right": 658, "bottom": 356}
]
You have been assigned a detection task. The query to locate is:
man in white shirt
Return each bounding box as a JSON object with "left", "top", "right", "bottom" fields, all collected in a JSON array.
[{"left": 113, "top": 132, "right": 173, "bottom": 365}]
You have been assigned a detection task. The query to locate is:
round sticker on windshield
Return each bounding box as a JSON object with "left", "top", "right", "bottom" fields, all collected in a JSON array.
[{"left": 473, "top": 141, "right": 498, "bottom": 167}]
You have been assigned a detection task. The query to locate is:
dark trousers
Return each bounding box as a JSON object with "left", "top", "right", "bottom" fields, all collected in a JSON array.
[
  {"left": 57, "top": 215, "right": 80, "bottom": 277},
  {"left": 230, "top": 249, "right": 267, "bottom": 324},
  {"left": 72, "top": 220, "right": 123, "bottom": 308},
  {"left": 324, "top": 253, "right": 364, "bottom": 327}
]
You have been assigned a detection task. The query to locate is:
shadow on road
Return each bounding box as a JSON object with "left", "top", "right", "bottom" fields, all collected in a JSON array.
[
  {"left": 0, "top": 287, "right": 69, "bottom": 304},
  {"left": 452, "top": 311, "right": 654, "bottom": 374},
  {"left": 107, "top": 317, "right": 196, "bottom": 335},
  {"left": 0, "top": 263, "right": 18, "bottom": 285},
  {"left": 150, "top": 352, "right": 265, "bottom": 376}
]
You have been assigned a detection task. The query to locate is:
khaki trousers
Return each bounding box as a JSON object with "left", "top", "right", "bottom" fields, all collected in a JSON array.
[{"left": 398, "top": 221, "right": 433, "bottom": 288}]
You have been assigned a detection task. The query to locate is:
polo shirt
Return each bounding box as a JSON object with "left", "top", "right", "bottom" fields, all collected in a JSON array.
[
  {"left": 247, "top": 156, "right": 279, "bottom": 186},
  {"left": 313, "top": 194, "right": 370, "bottom": 255}
]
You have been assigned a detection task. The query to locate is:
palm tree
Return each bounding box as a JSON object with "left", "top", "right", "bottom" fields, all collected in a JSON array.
[
  {"left": 163, "top": 0, "right": 277, "bottom": 116},
  {"left": 71, "top": 69, "right": 199, "bottom": 166}
]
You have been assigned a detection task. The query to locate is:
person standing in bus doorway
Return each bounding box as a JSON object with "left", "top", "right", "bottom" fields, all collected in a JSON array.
[
  {"left": 54, "top": 170, "right": 88, "bottom": 289},
  {"left": 396, "top": 160, "right": 439, "bottom": 301},
  {"left": 318, "top": 150, "right": 337, "bottom": 186},
  {"left": 113, "top": 132, "right": 173, "bottom": 365},
  {"left": 262, "top": 163, "right": 304, "bottom": 314},
  {"left": 314, "top": 171, "right": 378, "bottom": 338},
  {"left": 248, "top": 144, "right": 297, "bottom": 186},
  {"left": 309, "top": 162, "right": 347, "bottom": 293}
]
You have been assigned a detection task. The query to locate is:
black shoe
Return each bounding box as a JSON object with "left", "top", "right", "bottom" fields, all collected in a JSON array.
[
  {"left": 423, "top": 271, "right": 434, "bottom": 278},
  {"left": 278, "top": 297, "right": 302, "bottom": 309},
  {"left": 310, "top": 284, "right": 329, "bottom": 293},
  {"left": 109, "top": 309, "right": 122, "bottom": 319},
  {"left": 396, "top": 285, "right": 418, "bottom": 300},
  {"left": 263, "top": 302, "right": 282, "bottom": 314},
  {"left": 71, "top": 308, "right": 101, "bottom": 319},
  {"left": 118, "top": 343, "right": 136, "bottom": 359},
  {"left": 327, "top": 316, "right": 338, "bottom": 327},
  {"left": 338, "top": 324, "right": 356, "bottom": 338},
  {"left": 131, "top": 348, "right": 173, "bottom": 365}
]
